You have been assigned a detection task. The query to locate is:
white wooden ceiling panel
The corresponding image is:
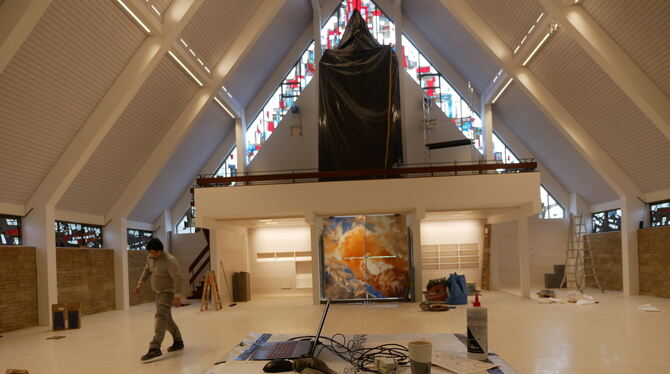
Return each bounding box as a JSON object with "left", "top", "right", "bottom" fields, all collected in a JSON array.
[
  {"left": 465, "top": 0, "right": 545, "bottom": 51},
  {"left": 403, "top": 0, "right": 501, "bottom": 96},
  {"left": 0, "top": 0, "right": 144, "bottom": 205},
  {"left": 494, "top": 83, "right": 619, "bottom": 204},
  {"left": 581, "top": 0, "right": 670, "bottom": 99},
  {"left": 179, "top": 0, "right": 264, "bottom": 72},
  {"left": 57, "top": 56, "right": 198, "bottom": 215},
  {"left": 224, "top": 0, "right": 311, "bottom": 110},
  {"left": 129, "top": 103, "right": 234, "bottom": 223},
  {"left": 530, "top": 29, "right": 670, "bottom": 193}
]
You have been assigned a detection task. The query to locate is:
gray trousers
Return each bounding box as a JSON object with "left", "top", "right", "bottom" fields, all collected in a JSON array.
[{"left": 150, "top": 291, "right": 182, "bottom": 349}]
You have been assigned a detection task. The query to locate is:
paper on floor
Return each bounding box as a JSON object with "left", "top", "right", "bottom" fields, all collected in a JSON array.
[
  {"left": 638, "top": 304, "right": 663, "bottom": 312},
  {"left": 432, "top": 351, "right": 498, "bottom": 374}
]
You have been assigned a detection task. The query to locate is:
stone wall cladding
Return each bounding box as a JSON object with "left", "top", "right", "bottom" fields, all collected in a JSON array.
[
  {"left": 56, "top": 247, "right": 115, "bottom": 315},
  {"left": 586, "top": 232, "right": 623, "bottom": 291},
  {"left": 128, "top": 250, "right": 155, "bottom": 305},
  {"left": 0, "top": 246, "right": 38, "bottom": 332},
  {"left": 638, "top": 226, "right": 670, "bottom": 298}
]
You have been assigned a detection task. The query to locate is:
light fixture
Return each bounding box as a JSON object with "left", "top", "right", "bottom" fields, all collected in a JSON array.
[
  {"left": 214, "top": 96, "right": 235, "bottom": 118},
  {"left": 536, "top": 13, "right": 544, "bottom": 23},
  {"left": 180, "top": 38, "right": 188, "bottom": 47},
  {"left": 168, "top": 50, "right": 203, "bottom": 86},
  {"left": 150, "top": 5, "right": 160, "bottom": 15},
  {"left": 522, "top": 32, "right": 551, "bottom": 66},
  {"left": 513, "top": 45, "right": 520, "bottom": 54},
  {"left": 116, "top": 0, "right": 151, "bottom": 34},
  {"left": 491, "top": 78, "right": 513, "bottom": 104}
]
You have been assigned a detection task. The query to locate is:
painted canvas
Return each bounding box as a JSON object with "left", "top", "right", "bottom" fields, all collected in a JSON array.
[{"left": 322, "top": 214, "right": 410, "bottom": 300}]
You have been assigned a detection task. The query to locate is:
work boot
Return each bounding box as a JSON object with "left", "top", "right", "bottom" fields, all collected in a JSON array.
[
  {"left": 167, "top": 340, "right": 184, "bottom": 352},
  {"left": 141, "top": 348, "right": 162, "bottom": 361}
]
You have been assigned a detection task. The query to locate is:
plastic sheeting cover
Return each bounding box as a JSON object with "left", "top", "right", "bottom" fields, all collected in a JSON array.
[{"left": 318, "top": 9, "right": 402, "bottom": 172}]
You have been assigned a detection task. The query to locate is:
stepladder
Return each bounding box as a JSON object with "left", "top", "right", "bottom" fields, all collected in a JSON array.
[
  {"left": 560, "top": 214, "right": 604, "bottom": 293},
  {"left": 200, "top": 270, "right": 223, "bottom": 311}
]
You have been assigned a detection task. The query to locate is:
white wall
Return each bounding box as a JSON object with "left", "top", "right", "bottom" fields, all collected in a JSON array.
[
  {"left": 419, "top": 219, "right": 485, "bottom": 289},
  {"left": 247, "top": 225, "right": 312, "bottom": 292},
  {"left": 215, "top": 225, "right": 247, "bottom": 302},
  {"left": 492, "top": 217, "right": 568, "bottom": 289}
]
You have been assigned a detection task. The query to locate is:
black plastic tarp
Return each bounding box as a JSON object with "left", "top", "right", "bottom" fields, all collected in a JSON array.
[{"left": 318, "top": 9, "right": 402, "bottom": 172}]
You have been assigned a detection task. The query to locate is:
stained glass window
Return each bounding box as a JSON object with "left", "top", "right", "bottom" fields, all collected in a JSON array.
[
  {"left": 402, "top": 35, "right": 483, "bottom": 153},
  {"left": 127, "top": 229, "right": 154, "bottom": 250},
  {"left": 650, "top": 200, "right": 670, "bottom": 227},
  {"left": 592, "top": 209, "right": 621, "bottom": 233},
  {"left": 0, "top": 214, "right": 21, "bottom": 245},
  {"left": 55, "top": 221, "right": 103, "bottom": 248}
]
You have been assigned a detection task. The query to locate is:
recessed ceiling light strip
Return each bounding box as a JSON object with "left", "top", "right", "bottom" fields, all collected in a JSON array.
[
  {"left": 168, "top": 50, "right": 203, "bottom": 86},
  {"left": 214, "top": 96, "right": 235, "bottom": 118},
  {"left": 117, "top": 0, "right": 151, "bottom": 34},
  {"left": 491, "top": 78, "right": 513, "bottom": 104}
]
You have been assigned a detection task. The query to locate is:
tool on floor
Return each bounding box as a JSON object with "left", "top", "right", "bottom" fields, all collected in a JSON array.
[
  {"left": 560, "top": 214, "right": 604, "bottom": 293},
  {"left": 219, "top": 260, "right": 238, "bottom": 307},
  {"left": 200, "top": 270, "right": 223, "bottom": 311}
]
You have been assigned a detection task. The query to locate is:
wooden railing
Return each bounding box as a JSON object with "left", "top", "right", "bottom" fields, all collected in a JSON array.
[{"left": 195, "top": 160, "right": 537, "bottom": 188}]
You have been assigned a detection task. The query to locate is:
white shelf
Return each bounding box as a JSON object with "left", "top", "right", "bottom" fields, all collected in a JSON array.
[
  {"left": 256, "top": 250, "right": 312, "bottom": 263},
  {"left": 420, "top": 243, "right": 479, "bottom": 270}
]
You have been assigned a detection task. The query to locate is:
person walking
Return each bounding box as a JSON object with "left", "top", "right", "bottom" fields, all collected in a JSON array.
[{"left": 135, "top": 238, "right": 184, "bottom": 361}]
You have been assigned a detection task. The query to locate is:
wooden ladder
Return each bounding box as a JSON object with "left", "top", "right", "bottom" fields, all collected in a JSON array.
[{"left": 200, "top": 270, "right": 223, "bottom": 311}]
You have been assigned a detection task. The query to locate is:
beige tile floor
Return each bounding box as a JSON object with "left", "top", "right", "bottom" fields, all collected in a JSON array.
[{"left": 1, "top": 289, "right": 669, "bottom": 374}]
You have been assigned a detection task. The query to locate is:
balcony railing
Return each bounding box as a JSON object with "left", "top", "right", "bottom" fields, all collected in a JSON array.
[{"left": 194, "top": 159, "right": 537, "bottom": 188}]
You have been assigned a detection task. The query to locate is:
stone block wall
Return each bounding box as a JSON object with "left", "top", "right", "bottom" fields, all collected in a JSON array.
[
  {"left": 586, "top": 232, "right": 623, "bottom": 291},
  {"left": 56, "top": 247, "right": 115, "bottom": 315},
  {"left": 638, "top": 226, "right": 670, "bottom": 298},
  {"left": 128, "top": 250, "right": 155, "bottom": 305},
  {"left": 0, "top": 246, "right": 38, "bottom": 332}
]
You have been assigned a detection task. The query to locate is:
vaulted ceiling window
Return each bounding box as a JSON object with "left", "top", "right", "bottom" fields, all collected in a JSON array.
[
  {"left": 55, "top": 221, "right": 103, "bottom": 248},
  {"left": 176, "top": 206, "right": 196, "bottom": 234},
  {"left": 127, "top": 228, "right": 154, "bottom": 250},
  {"left": 650, "top": 200, "right": 670, "bottom": 227},
  {"left": 0, "top": 214, "right": 21, "bottom": 245},
  {"left": 321, "top": 0, "right": 395, "bottom": 49},
  {"left": 539, "top": 186, "right": 565, "bottom": 219},
  {"left": 592, "top": 209, "right": 621, "bottom": 233},
  {"left": 214, "top": 146, "right": 238, "bottom": 179},
  {"left": 402, "top": 35, "right": 483, "bottom": 153}
]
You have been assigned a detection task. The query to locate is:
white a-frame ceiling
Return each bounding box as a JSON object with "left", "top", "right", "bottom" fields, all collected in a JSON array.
[{"left": 1, "top": 0, "right": 669, "bottom": 225}]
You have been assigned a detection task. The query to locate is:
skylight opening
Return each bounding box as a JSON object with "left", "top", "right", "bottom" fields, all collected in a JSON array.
[{"left": 116, "top": 0, "right": 151, "bottom": 34}]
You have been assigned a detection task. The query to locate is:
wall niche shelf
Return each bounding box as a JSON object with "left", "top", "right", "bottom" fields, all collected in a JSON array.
[
  {"left": 256, "top": 250, "right": 312, "bottom": 262},
  {"left": 420, "top": 243, "right": 479, "bottom": 270}
]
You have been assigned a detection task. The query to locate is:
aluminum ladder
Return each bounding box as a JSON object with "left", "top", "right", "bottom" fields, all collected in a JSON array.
[{"left": 560, "top": 214, "right": 604, "bottom": 293}]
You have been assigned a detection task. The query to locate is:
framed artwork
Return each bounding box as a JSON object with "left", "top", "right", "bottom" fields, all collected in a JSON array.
[{"left": 321, "top": 214, "right": 411, "bottom": 301}]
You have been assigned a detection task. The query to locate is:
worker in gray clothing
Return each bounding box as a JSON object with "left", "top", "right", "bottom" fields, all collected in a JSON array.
[{"left": 135, "top": 238, "right": 184, "bottom": 361}]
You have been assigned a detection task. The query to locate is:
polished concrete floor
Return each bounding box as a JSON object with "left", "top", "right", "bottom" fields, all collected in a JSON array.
[{"left": 1, "top": 289, "right": 669, "bottom": 374}]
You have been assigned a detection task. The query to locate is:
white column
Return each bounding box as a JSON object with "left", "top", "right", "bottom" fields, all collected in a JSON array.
[
  {"left": 311, "top": 0, "right": 322, "bottom": 63},
  {"left": 620, "top": 195, "right": 643, "bottom": 296},
  {"left": 103, "top": 218, "right": 129, "bottom": 310},
  {"left": 156, "top": 210, "right": 172, "bottom": 252},
  {"left": 518, "top": 215, "right": 530, "bottom": 299},
  {"left": 235, "top": 115, "right": 247, "bottom": 174},
  {"left": 306, "top": 212, "right": 322, "bottom": 305},
  {"left": 23, "top": 205, "right": 57, "bottom": 326},
  {"left": 488, "top": 225, "right": 500, "bottom": 290},
  {"left": 393, "top": 0, "right": 409, "bottom": 165},
  {"left": 482, "top": 103, "right": 494, "bottom": 160},
  {"left": 412, "top": 207, "right": 425, "bottom": 302}
]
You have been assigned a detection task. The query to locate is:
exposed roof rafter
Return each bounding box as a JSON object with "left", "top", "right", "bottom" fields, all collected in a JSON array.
[
  {"left": 106, "top": 0, "right": 288, "bottom": 221},
  {"left": 439, "top": 0, "right": 642, "bottom": 198},
  {"left": 25, "top": 0, "right": 205, "bottom": 212},
  {"left": 539, "top": 0, "right": 670, "bottom": 142},
  {"left": 0, "top": 0, "right": 54, "bottom": 75}
]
